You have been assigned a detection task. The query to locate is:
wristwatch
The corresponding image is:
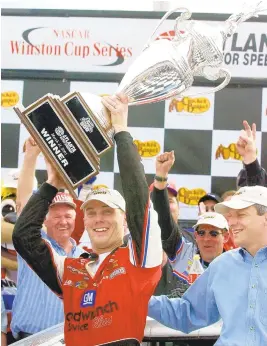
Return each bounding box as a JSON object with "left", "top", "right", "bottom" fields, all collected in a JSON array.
[{"left": 154, "top": 175, "right": 168, "bottom": 182}]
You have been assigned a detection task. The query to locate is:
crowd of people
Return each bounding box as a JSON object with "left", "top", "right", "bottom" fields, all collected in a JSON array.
[{"left": 1, "top": 95, "right": 266, "bottom": 346}]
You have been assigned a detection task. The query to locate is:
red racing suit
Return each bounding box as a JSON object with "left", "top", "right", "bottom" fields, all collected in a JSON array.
[{"left": 13, "top": 131, "right": 162, "bottom": 345}]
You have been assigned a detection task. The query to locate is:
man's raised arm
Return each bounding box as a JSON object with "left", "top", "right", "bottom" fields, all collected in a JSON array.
[
  {"left": 102, "top": 94, "right": 162, "bottom": 268},
  {"left": 13, "top": 160, "right": 66, "bottom": 297}
]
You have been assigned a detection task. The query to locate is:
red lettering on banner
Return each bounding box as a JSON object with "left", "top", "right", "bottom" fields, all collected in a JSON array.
[
  {"left": 10, "top": 41, "right": 61, "bottom": 56},
  {"left": 10, "top": 41, "right": 20, "bottom": 54},
  {"left": 93, "top": 42, "right": 132, "bottom": 58},
  {"left": 93, "top": 42, "right": 101, "bottom": 56},
  {"left": 53, "top": 29, "right": 90, "bottom": 40},
  {"left": 9, "top": 37, "right": 131, "bottom": 60},
  {"left": 127, "top": 47, "right": 133, "bottom": 57},
  {"left": 65, "top": 42, "right": 73, "bottom": 56}
]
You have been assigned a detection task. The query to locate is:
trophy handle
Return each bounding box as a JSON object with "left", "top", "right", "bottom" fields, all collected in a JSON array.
[
  {"left": 225, "top": 1, "right": 266, "bottom": 36},
  {"left": 184, "top": 67, "right": 231, "bottom": 97},
  {"left": 144, "top": 7, "right": 191, "bottom": 50}
]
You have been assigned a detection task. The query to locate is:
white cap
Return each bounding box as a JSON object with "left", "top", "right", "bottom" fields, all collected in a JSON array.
[
  {"left": 2, "top": 169, "right": 38, "bottom": 190},
  {"left": 81, "top": 187, "right": 126, "bottom": 212},
  {"left": 193, "top": 212, "right": 229, "bottom": 231},
  {"left": 215, "top": 186, "right": 267, "bottom": 214}
]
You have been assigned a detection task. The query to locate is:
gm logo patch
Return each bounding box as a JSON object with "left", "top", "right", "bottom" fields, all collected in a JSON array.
[{"left": 80, "top": 290, "right": 96, "bottom": 308}]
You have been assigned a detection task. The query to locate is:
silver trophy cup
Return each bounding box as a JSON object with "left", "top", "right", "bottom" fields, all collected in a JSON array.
[
  {"left": 117, "top": 1, "right": 265, "bottom": 105},
  {"left": 14, "top": 1, "right": 265, "bottom": 196}
]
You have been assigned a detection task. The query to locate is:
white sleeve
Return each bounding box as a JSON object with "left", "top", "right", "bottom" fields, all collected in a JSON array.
[
  {"left": 169, "top": 238, "right": 196, "bottom": 284},
  {"left": 128, "top": 200, "right": 163, "bottom": 268}
]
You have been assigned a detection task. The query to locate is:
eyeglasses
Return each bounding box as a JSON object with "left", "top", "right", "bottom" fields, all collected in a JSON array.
[{"left": 196, "top": 229, "right": 223, "bottom": 238}]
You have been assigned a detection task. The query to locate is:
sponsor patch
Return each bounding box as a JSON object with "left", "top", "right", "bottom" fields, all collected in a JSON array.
[
  {"left": 93, "top": 315, "right": 112, "bottom": 328},
  {"left": 106, "top": 259, "right": 119, "bottom": 271},
  {"left": 81, "top": 290, "right": 96, "bottom": 308},
  {"left": 109, "top": 267, "right": 126, "bottom": 280},
  {"left": 67, "top": 265, "right": 88, "bottom": 275},
  {"left": 63, "top": 279, "right": 74, "bottom": 287},
  {"left": 75, "top": 281, "right": 88, "bottom": 289}
]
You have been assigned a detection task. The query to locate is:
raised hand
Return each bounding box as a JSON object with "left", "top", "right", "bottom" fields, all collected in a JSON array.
[
  {"left": 156, "top": 151, "right": 175, "bottom": 178},
  {"left": 236, "top": 120, "right": 257, "bottom": 164},
  {"left": 23, "top": 137, "right": 41, "bottom": 158},
  {"left": 45, "top": 156, "right": 66, "bottom": 190},
  {"left": 101, "top": 93, "right": 129, "bottom": 134}
]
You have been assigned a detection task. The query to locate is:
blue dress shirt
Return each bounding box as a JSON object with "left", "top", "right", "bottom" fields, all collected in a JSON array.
[{"left": 149, "top": 247, "right": 267, "bottom": 346}]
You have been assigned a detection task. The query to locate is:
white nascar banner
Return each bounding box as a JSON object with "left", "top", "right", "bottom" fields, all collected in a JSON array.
[
  {"left": 262, "top": 88, "right": 267, "bottom": 132},
  {"left": 1, "top": 15, "right": 266, "bottom": 77}
]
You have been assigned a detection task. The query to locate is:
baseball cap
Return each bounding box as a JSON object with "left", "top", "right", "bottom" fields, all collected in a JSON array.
[
  {"left": 215, "top": 185, "right": 267, "bottom": 214},
  {"left": 81, "top": 187, "right": 126, "bottom": 212},
  {"left": 193, "top": 212, "right": 229, "bottom": 231},
  {"left": 198, "top": 193, "right": 222, "bottom": 205},
  {"left": 2, "top": 169, "right": 38, "bottom": 190},
  {"left": 149, "top": 181, "right": 178, "bottom": 197},
  {"left": 50, "top": 192, "right": 76, "bottom": 209}
]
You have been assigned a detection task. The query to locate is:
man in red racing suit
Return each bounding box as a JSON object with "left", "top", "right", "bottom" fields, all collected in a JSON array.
[{"left": 12, "top": 94, "right": 163, "bottom": 346}]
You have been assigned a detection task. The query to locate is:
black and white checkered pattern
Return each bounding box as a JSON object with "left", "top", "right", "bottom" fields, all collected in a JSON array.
[{"left": 2, "top": 79, "right": 266, "bottom": 220}]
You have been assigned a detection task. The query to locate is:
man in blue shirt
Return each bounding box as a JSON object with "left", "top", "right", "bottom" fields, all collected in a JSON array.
[
  {"left": 11, "top": 192, "right": 84, "bottom": 340},
  {"left": 148, "top": 185, "right": 267, "bottom": 346},
  {"left": 1, "top": 295, "right": 7, "bottom": 346}
]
